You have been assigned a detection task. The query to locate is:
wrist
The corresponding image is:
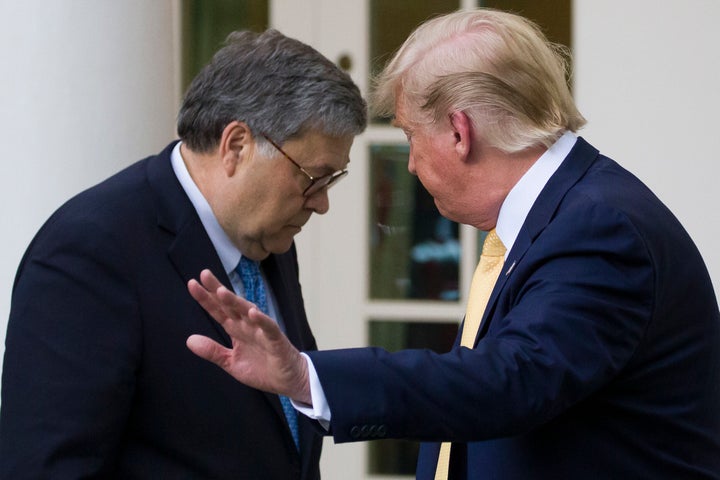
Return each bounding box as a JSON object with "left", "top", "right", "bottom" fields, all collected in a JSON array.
[{"left": 295, "top": 352, "right": 312, "bottom": 405}]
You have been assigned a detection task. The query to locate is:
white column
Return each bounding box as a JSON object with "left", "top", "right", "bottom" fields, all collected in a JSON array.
[{"left": 0, "top": 1, "right": 180, "bottom": 378}]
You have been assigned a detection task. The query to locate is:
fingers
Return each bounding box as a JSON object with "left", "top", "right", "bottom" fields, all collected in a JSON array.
[
  {"left": 188, "top": 269, "right": 253, "bottom": 321},
  {"left": 188, "top": 278, "right": 226, "bottom": 321},
  {"left": 199, "top": 269, "right": 224, "bottom": 292},
  {"left": 250, "top": 308, "right": 284, "bottom": 341},
  {"left": 185, "top": 271, "right": 303, "bottom": 398},
  {"left": 215, "top": 286, "right": 259, "bottom": 318},
  {"left": 186, "top": 334, "right": 229, "bottom": 365},
  {"left": 188, "top": 270, "right": 278, "bottom": 341}
]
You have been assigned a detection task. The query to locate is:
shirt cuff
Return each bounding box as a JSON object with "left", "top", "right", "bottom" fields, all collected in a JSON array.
[{"left": 291, "top": 352, "right": 331, "bottom": 430}]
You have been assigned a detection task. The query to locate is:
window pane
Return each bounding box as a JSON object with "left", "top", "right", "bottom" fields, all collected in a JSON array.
[
  {"left": 369, "top": 0, "right": 460, "bottom": 123},
  {"left": 181, "top": 0, "right": 269, "bottom": 91},
  {"left": 481, "top": 0, "right": 573, "bottom": 89},
  {"left": 369, "top": 144, "right": 460, "bottom": 301},
  {"left": 481, "top": 0, "right": 571, "bottom": 48}
]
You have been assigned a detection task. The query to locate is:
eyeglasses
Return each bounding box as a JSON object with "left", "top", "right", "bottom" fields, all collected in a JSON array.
[{"left": 262, "top": 134, "right": 348, "bottom": 197}]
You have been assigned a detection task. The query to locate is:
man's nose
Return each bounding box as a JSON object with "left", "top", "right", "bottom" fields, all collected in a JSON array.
[
  {"left": 407, "top": 151, "right": 417, "bottom": 176},
  {"left": 304, "top": 188, "right": 330, "bottom": 215}
]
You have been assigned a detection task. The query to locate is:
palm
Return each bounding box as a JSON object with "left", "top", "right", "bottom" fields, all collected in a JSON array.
[{"left": 186, "top": 269, "right": 310, "bottom": 403}]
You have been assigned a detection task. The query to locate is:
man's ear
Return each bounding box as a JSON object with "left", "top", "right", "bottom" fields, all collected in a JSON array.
[
  {"left": 218, "top": 121, "right": 253, "bottom": 176},
  {"left": 449, "top": 110, "right": 472, "bottom": 161}
]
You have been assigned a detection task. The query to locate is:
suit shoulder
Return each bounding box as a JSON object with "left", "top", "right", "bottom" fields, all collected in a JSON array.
[{"left": 47, "top": 156, "right": 161, "bottom": 231}]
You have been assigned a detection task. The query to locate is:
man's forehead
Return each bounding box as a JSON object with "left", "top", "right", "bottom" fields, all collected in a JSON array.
[
  {"left": 391, "top": 112, "right": 415, "bottom": 131},
  {"left": 392, "top": 95, "right": 414, "bottom": 128},
  {"left": 390, "top": 103, "right": 407, "bottom": 128}
]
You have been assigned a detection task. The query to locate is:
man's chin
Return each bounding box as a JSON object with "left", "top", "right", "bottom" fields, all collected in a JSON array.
[{"left": 263, "top": 235, "right": 297, "bottom": 256}]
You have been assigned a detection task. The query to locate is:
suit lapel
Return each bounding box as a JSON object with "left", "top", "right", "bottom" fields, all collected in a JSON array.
[
  {"left": 166, "top": 220, "right": 233, "bottom": 347},
  {"left": 145, "top": 142, "right": 233, "bottom": 346},
  {"left": 262, "top": 253, "right": 302, "bottom": 348},
  {"left": 473, "top": 137, "right": 600, "bottom": 341}
]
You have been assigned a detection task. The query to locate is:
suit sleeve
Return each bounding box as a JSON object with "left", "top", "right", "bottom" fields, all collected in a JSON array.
[
  {"left": 308, "top": 202, "right": 655, "bottom": 443},
  {"left": 0, "top": 212, "right": 142, "bottom": 478}
]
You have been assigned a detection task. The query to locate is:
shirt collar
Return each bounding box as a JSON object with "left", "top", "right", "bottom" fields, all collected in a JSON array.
[
  {"left": 170, "top": 142, "right": 242, "bottom": 274},
  {"left": 495, "top": 131, "right": 578, "bottom": 256}
]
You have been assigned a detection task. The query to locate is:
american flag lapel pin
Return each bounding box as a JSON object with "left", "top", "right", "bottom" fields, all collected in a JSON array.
[{"left": 505, "top": 260, "right": 516, "bottom": 276}]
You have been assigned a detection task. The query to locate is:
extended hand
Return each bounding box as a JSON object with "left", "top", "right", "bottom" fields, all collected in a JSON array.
[{"left": 186, "top": 269, "right": 311, "bottom": 404}]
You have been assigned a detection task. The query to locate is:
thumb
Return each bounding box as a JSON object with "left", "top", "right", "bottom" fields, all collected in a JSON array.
[{"left": 186, "top": 334, "right": 227, "bottom": 365}]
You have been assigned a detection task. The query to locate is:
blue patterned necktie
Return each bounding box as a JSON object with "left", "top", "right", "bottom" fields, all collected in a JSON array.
[{"left": 236, "top": 256, "right": 300, "bottom": 451}]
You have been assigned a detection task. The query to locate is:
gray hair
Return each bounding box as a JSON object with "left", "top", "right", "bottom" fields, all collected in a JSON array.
[
  {"left": 178, "top": 29, "right": 367, "bottom": 153},
  {"left": 373, "top": 9, "right": 585, "bottom": 153}
]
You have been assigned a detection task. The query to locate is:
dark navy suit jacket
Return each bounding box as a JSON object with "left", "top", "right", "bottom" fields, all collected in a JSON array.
[
  {"left": 309, "top": 137, "right": 720, "bottom": 478},
  {"left": 1, "top": 142, "right": 323, "bottom": 479}
]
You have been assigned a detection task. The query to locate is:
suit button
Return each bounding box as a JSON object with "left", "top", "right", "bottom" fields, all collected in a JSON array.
[
  {"left": 376, "top": 425, "right": 387, "bottom": 437},
  {"left": 350, "top": 426, "right": 361, "bottom": 439},
  {"left": 360, "top": 425, "right": 370, "bottom": 438}
]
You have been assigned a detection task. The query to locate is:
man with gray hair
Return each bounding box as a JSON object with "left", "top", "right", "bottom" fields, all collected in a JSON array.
[
  {"left": 184, "top": 9, "right": 720, "bottom": 479},
  {"left": 0, "top": 29, "right": 366, "bottom": 479}
]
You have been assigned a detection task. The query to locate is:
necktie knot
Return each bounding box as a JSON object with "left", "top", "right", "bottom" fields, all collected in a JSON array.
[
  {"left": 237, "top": 255, "right": 259, "bottom": 272},
  {"left": 236, "top": 257, "right": 268, "bottom": 314},
  {"left": 482, "top": 229, "right": 506, "bottom": 258},
  {"left": 461, "top": 228, "right": 506, "bottom": 347}
]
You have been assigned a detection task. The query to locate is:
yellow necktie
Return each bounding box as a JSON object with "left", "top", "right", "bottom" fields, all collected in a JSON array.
[{"left": 434, "top": 229, "right": 506, "bottom": 480}]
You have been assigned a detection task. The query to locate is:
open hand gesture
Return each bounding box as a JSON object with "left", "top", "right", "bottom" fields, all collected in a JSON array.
[{"left": 186, "top": 269, "right": 311, "bottom": 404}]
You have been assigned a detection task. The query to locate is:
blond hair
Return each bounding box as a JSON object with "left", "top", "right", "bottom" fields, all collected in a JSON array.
[{"left": 372, "top": 8, "right": 586, "bottom": 153}]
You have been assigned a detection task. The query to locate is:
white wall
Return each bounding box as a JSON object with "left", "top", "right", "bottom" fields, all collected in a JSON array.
[
  {"left": 574, "top": 1, "right": 720, "bottom": 294},
  {"left": 0, "top": 1, "right": 179, "bottom": 379}
]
